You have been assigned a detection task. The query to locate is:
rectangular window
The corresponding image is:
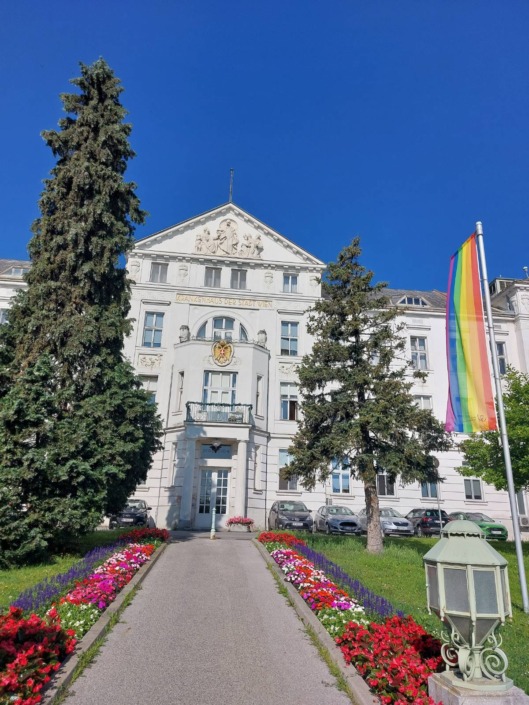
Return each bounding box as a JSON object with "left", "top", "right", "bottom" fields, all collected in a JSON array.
[
  {"left": 230, "top": 269, "right": 247, "bottom": 289},
  {"left": 421, "top": 481, "right": 439, "bottom": 499},
  {"left": 177, "top": 371, "right": 185, "bottom": 411},
  {"left": 0, "top": 309, "right": 9, "bottom": 325},
  {"left": 280, "top": 383, "right": 298, "bottom": 420},
  {"left": 283, "top": 273, "right": 298, "bottom": 293},
  {"left": 255, "top": 375, "right": 263, "bottom": 416},
  {"left": 139, "top": 375, "right": 158, "bottom": 403},
  {"left": 205, "top": 266, "right": 221, "bottom": 287},
  {"left": 213, "top": 317, "right": 235, "bottom": 341},
  {"left": 464, "top": 478, "right": 483, "bottom": 501},
  {"left": 281, "top": 321, "right": 299, "bottom": 356},
  {"left": 414, "top": 395, "right": 433, "bottom": 410},
  {"left": 377, "top": 471, "right": 395, "bottom": 497},
  {"left": 411, "top": 336, "right": 428, "bottom": 370},
  {"left": 496, "top": 342, "right": 507, "bottom": 375},
  {"left": 150, "top": 262, "right": 168, "bottom": 283},
  {"left": 278, "top": 449, "right": 297, "bottom": 491},
  {"left": 142, "top": 312, "right": 164, "bottom": 348},
  {"left": 203, "top": 371, "right": 237, "bottom": 405}
]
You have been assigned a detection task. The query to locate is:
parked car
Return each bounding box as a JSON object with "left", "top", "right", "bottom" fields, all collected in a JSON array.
[
  {"left": 109, "top": 499, "right": 151, "bottom": 529},
  {"left": 313, "top": 506, "right": 363, "bottom": 535},
  {"left": 357, "top": 507, "right": 414, "bottom": 536},
  {"left": 405, "top": 508, "right": 450, "bottom": 536},
  {"left": 268, "top": 501, "right": 313, "bottom": 531},
  {"left": 448, "top": 511, "right": 508, "bottom": 541}
]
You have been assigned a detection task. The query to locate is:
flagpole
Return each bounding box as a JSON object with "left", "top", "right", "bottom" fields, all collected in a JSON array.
[{"left": 475, "top": 221, "right": 529, "bottom": 613}]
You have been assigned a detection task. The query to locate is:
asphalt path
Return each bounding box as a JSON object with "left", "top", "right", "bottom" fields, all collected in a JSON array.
[{"left": 62, "top": 533, "right": 351, "bottom": 705}]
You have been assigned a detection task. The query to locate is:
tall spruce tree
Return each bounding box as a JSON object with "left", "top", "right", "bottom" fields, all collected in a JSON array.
[
  {"left": 0, "top": 59, "right": 162, "bottom": 566},
  {"left": 287, "top": 239, "right": 451, "bottom": 553}
]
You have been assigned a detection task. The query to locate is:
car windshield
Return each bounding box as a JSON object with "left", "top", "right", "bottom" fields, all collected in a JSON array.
[
  {"left": 467, "top": 513, "right": 494, "bottom": 522},
  {"left": 126, "top": 500, "right": 144, "bottom": 509},
  {"left": 380, "top": 508, "right": 404, "bottom": 518},
  {"left": 328, "top": 506, "right": 354, "bottom": 515},
  {"left": 279, "top": 502, "right": 308, "bottom": 512}
]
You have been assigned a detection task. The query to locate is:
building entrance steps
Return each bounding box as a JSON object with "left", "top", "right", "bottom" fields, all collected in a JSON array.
[{"left": 60, "top": 536, "right": 353, "bottom": 705}]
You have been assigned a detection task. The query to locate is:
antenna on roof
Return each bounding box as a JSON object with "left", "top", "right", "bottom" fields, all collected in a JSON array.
[{"left": 229, "top": 168, "right": 234, "bottom": 203}]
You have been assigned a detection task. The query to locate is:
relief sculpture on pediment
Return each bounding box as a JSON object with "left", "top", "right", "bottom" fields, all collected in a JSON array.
[{"left": 194, "top": 219, "right": 262, "bottom": 258}]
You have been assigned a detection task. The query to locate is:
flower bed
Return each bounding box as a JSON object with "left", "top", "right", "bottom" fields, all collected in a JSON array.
[
  {"left": 226, "top": 516, "right": 254, "bottom": 531},
  {"left": 1, "top": 529, "right": 168, "bottom": 705},
  {"left": 258, "top": 531, "right": 442, "bottom": 705}
]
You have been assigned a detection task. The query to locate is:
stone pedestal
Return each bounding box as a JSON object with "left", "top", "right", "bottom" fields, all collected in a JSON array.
[{"left": 429, "top": 672, "right": 529, "bottom": 705}]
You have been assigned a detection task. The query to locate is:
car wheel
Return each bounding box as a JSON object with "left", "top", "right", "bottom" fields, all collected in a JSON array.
[
  {"left": 325, "top": 523, "right": 331, "bottom": 535},
  {"left": 416, "top": 526, "right": 424, "bottom": 537},
  {"left": 312, "top": 522, "right": 317, "bottom": 534},
  {"left": 109, "top": 521, "right": 117, "bottom": 530}
]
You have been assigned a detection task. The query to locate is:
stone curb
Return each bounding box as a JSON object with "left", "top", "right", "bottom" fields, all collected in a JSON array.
[
  {"left": 41, "top": 540, "right": 169, "bottom": 705},
  {"left": 254, "top": 540, "right": 379, "bottom": 705}
]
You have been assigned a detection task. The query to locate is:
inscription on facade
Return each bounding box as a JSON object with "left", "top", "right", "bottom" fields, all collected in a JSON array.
[{"left": 176, "top": 294, "right": 272, "bottom": 309}]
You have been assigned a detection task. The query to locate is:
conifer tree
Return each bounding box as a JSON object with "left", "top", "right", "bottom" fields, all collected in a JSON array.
[
  {"left": 287, "top": 239, "right": 451, "bottom": 553},
  {"left": 0, "top": 59, "right": 162, "bottom": 566}
]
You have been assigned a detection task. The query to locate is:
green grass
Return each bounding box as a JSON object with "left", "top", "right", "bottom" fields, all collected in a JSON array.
[
  {"left": 0, "top": 529, "right": 130, "bottom": 611},
  {"left": 303, "top": 534, "right": 529, "bottom": 694}
]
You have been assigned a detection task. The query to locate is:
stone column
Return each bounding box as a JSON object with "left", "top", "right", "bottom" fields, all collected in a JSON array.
[
  {"left": 179, "top": 438, "right": 196, "bottom": 528},
  {"left": 234, "top": 439, "right": 248, "bottom": 517}
]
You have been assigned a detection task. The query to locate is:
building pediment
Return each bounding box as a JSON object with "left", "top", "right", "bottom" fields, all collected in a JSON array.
[{"left": 133, "top": 203, "right": 324, "bottom": 268}]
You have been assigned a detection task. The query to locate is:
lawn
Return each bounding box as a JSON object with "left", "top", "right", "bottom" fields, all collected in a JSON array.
[
  {"left": 304, "top": 534, "right": 529, "bottom": 695},
  {"left": 0, "top": 529, "right": 130, "bottom": 611}
]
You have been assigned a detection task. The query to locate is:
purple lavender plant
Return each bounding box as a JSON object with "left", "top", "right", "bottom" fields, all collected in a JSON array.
[
  {"left": 296, "top": 544, "right": 404, "bottom": 621},
  {"left": 11, "top": 543, "right": 122, "bottom": 614}
]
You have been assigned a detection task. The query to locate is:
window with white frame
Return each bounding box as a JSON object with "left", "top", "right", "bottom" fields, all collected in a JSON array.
[
  {"left": 331, "top": 458, "right": 351, "bottom": 494},
  {"left": 5, "top": 267, "right": 29, "bottom": 276},
  {"left": 150, "top": 262, "right": 168, "bottom": 283},
  {"left": 0, "top": 309, "right": 9, "bottom": 325},
  {"left": 410, "top": 336, "right": 428, "bottom": 370},
  {"left": 464, "top": 478, "right": 483, "bottom": 501},
  {"left": 420, "top": 480, "right": 439, "bottom": 499},
  {"left": 278, "top": 449, "right": 298, "bottom": 491},
  {"left": 496, "top": 342, "right": 507, "bottom": 375},
  {"left": 414, "top": 395, "right": 433, "bottom": 410},
  {"left": 142, "top": 312, "right": 164, "bottom": 348},
  {"left": 204, "top": 266, "right": 221, "bottom": 287},
  {"left": 176, "top": 371, "right": 185, "bottom": 411},
  {"left": 230, "top": 269, "right": 247, "bottom": 290},
  {"left": 255, "top": 375, "right": 263, "bottom": 416},
  {"left": 280, "top": 321, "right": 299, "bottom": 356},
  {"left": 377, "top": 470, "right": 395, "bottom": 497},
  {"left": 399, "top": 296, "right": 428, "bottom": 307},
  {"left": 280, "top": 383, "right": 298, "bottom": 420},
  {"left": 196, "top": 317, "right": 248, "bottom": 342},
  {"left": 140, "top": 375, "right": 158, "bottom": 403},
  {"left": 203, "top": 371, "right": 237, "bottom": 405},
  {"left": 283, "top": 273, "right": 298, "bottom": 293}
]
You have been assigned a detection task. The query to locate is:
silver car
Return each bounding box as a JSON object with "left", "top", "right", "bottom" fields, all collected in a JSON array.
[
  {"left": 357, "top": 507, "right": 414, "bottom": 536},
  {"left": 313, "top": 505, "right": 363, "bottom": 535}
]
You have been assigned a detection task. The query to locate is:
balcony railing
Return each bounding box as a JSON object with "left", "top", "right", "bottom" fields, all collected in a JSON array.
[{"left": 186, "top": 402, "right": 253, "bottom": 425}]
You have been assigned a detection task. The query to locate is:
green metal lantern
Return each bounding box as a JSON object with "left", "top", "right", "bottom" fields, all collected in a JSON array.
[{"left": 423, "top": 520, "right": 512, "bottom": 689}]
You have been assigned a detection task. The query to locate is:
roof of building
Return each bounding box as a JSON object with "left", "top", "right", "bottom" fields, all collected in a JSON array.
[{"left": 386, "top": 288, "right": 447, "bottom": 310}]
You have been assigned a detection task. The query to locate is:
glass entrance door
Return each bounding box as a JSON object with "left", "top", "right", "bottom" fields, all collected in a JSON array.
[{"left": 196, "top": 469, "right": 229, "bottom": 529}]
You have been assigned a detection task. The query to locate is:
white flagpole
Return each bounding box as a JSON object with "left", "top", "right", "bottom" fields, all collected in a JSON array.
[{"left": 475, "top": 221, "right": 529, "bottom": 613}]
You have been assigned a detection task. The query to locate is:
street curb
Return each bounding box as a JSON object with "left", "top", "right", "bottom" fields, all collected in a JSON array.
[
  {"left": 41, "top": 540, "right": 169, "bottom": 705},
  {"left": 254, "top": 540, "right": 379, "bottom": 705}
]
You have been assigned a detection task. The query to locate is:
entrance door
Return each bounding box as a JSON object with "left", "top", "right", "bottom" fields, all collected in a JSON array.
[{"left": 195, "top": 469, "right": 230, "bottom": 529}]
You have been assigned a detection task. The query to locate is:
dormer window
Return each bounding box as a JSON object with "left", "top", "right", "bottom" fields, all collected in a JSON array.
[
  {"left": 398, "top": 296, "right": 428, "bottom": 307},
  {"left": 4, "top": 267, "right": 29, "bottom": 276}
]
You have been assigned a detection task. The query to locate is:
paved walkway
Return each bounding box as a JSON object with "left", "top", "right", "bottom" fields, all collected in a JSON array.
[{"left": 62, "top": 533, "right": 351, "bottom": 705}]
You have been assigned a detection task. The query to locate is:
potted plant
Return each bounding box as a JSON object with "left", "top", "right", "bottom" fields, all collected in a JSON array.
[{"left": 226, "top": 516, "right": 255, "bottom": 532}]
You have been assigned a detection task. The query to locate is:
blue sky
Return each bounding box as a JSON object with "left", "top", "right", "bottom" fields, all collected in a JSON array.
[{"left": 1, "top": 1, "right": 528, "bottom": 290}]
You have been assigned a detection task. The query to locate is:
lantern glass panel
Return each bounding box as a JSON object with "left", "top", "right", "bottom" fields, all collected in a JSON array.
[
  {"left": 450, "top": 614, "right": 472, "bottom": 643},
  {"left": 445, "top": 568, "right": 470, "bottom": 613},
  {"left": 473, "top": 570, "right": 498, "bottom": 615},
  {"left": 427, "top": 564, "right": 439, "bottom": 610},
  {"left": 475, "top": 617, "right": 498, "bottom": 645},
  {"left": 500, "top": 568, "right": 509, "bottom": 614}
]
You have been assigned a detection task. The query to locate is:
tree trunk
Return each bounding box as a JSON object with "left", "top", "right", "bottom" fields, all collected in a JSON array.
[{"left": 365, "top": 479, "right": 384, "bottom": 553}]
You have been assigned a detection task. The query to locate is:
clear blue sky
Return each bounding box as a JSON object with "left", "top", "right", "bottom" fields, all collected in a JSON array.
[{"left": 1, "top": 1, "right": 528, "bottom": 290}]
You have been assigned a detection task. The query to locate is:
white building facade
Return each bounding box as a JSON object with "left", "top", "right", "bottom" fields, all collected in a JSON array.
[{"left": 3, "top": 206, "right": 529, "bottom": 537}]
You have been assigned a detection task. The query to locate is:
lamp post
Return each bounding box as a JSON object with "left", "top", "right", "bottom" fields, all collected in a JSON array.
[{"left": 423, "top": 520, "right": 512, "bottom": 692}]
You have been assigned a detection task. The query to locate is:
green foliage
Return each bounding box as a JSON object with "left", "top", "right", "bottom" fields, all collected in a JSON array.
[
  {"left": 287, "top": 239, "right": 450, "bottom": 551},
  {"left": 459, "top": 369, "right": 529, "bottom": 492},
  {"left": 0, "top": 59, "right": 162, "bottom": 566}
]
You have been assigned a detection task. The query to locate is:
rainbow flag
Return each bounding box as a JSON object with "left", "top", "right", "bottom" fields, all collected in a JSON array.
[{"left": 445, "top": 234, "right": 497, "bottom": 433}]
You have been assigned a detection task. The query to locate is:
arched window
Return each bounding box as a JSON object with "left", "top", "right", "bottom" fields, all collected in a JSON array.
[{"left": 196, "top": 317, "right": 248, "bottom": 342}]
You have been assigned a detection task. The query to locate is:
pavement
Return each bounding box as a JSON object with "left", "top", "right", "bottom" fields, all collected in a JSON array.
[{"left": 60, "top": 531, "right": 353, "bottom": 705}]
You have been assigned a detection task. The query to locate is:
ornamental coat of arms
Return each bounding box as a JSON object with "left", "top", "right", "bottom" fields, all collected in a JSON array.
[{"left": 212, "top": 340, "right": 234, "bottom": 366}]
